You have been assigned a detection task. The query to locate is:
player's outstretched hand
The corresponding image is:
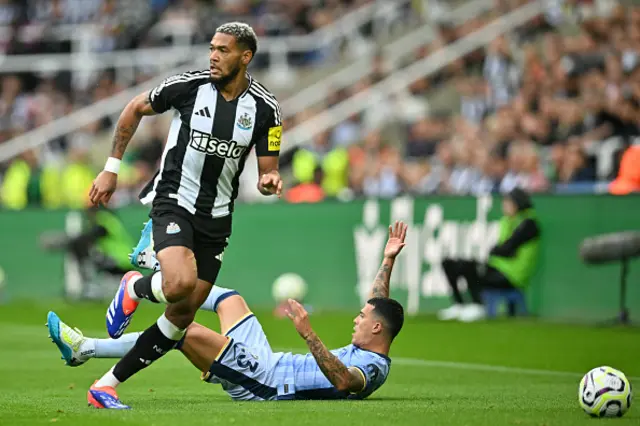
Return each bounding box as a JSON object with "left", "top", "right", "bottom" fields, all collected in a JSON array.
[
  {"left": 258, "top": 171, "right": 283, "bottom": 198},
  {"left": 285, "top": 298, "right": 313, "bottom": 340},
  {"left": 89, "top": 170, "right": 118, "bottom": 206},
  {"left": 384, "top": 220, "right": 407, "bottom": 259}
]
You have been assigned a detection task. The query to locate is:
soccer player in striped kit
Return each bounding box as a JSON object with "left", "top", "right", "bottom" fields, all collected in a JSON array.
[{"left": 87, "top": 22, "right": 283, "bottom": 407}]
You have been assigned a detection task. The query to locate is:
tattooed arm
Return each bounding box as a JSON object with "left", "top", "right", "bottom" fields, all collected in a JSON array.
[
  {"left": 369, "top": 221, "right": 408, "bottom": 299},
  {"left": 369, "top": 258, "right": 394, "bottom": 299},
  {"left": 89, "top": 91, "right": 158, "bottom": 206},
  {"left": 304, "top": 331, "right": 365, "bottom": 392},
  {"left": 110, "top": 92, "right": 158, "bottom": 159},
  {"left": 286, "top": 299, "right": 364, "bottom": 393}
]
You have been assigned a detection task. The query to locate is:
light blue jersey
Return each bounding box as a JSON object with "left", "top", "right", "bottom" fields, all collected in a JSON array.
[
  {"left": 277, "top": 344, "right": 391, "bottom": 400},
  {"left": 203, "top": 315, "right": 391, "bottom": 401}
]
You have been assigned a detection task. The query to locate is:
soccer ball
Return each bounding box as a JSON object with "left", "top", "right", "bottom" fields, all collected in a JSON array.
[
  {"left": 272, "top": 273, "right": 307, "bottom": 302},
  {"left": 579, "top": 366, "right": 633, "bottom": 417}
]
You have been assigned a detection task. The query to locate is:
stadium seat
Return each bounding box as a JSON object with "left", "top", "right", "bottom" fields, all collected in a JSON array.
[{"left": 482, "top": 289, "right": 528, "bottom": 319}]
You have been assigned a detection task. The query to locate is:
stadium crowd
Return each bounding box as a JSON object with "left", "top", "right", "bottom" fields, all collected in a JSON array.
[
  {"left": 0, "top": 0, "right": 639, "bottom": 209},
  {"left": 287, "top": 0, "right": 640, "bottom": 201}
]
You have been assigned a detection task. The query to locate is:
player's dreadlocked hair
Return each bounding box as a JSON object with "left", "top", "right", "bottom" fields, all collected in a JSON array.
[{"left": 216, "top": 22, "right": 258, "bottom": 56}]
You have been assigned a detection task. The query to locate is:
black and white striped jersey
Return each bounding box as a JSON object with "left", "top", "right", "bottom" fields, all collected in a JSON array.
[{"left": 139, "top": 70, "right": 282, "bottom": 218}]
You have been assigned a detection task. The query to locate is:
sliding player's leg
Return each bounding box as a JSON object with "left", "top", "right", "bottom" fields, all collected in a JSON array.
[
  {"left": 47, "top": 286, "right": 251, "bottom": 368},
  {"left": 48, "top": 307, "right": 277, "bottom": 400},
  {"left": 47, "top": 311, "right": 141, "bottom": 366},
  {"left": 199, "top": 286, "right": 251, "bottom": 334},
  {"left": 178, "top": 322, "right": 229, "bottom": 372},
  {"left": 47, "top": 311, "right": 226, "bottom": 374},
  {"left": 48, "top": 310, "right": 241, "bottom": 385}
]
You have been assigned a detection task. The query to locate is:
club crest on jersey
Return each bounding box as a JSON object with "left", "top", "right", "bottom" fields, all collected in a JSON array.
[
  {"left": 236, "top": 113, "right": 253, "bottom": 130},
  {"left": 189, "top": 129, "right": 246, "bottom": 159},
  {"left": 166, "top": 222, "right": 181, "bottom": 235}
]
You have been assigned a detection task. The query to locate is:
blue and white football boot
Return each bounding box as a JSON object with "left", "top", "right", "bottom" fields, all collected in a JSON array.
[{"left": 46, "top": 311, "right": 91, "bottom": 367}]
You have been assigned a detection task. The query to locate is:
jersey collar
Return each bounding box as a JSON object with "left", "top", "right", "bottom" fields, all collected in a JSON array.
[
  {"left": 353, "top": 344, "right": 391, "bottom": 364},
  {"left": 240, "top": 72, "right": 253, "bottom": 99}
]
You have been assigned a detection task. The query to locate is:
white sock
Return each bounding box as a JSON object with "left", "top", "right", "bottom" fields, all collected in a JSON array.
[
  {"left": 87, "top": 333, "right": 141, "bottom": 358},
  {"left": 126, "top": 274, "right": 143, "bottom": 302},
  {"left": 77, "top": 339, "right": 95, "bottom": 358},
  {"left": 157, "top": 313, "right": 186, "bottom": 340},
  {"left": 151, "top": 272, "right": 168, "bottom": 304},
  {"left": 94, "top": 366, "right": 121, "bottom": 389},
  {"left": 200, "top": 286, "right": 238, "bottom": 313}
]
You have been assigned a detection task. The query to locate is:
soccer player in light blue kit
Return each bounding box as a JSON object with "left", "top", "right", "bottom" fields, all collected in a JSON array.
[{"left": 47, "top": 221, "right": 407, "bottom": 406}]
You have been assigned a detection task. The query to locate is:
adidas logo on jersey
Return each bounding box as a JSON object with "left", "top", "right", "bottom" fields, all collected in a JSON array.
[
  {"left": 189, "top": 129, "right": 246, "bottom": 159},
  {"left": 195, "top": 107, "right": 211, "bottom": 118}
]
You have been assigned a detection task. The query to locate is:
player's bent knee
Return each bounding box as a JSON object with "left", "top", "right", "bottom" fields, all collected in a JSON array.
[
  {"left": 217, "top": 294, "right": 251, "bottom": 335},
  {"left": 217, "top": 294, "right": 250, "bottom": 316},
  {"left": 158, "top": 248, "right": 198, "bottom": 303}
]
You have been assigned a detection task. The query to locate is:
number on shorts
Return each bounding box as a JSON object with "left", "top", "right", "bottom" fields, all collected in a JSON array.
[{"left": 234, "top": 346, "right": 259, "bottom": 373}]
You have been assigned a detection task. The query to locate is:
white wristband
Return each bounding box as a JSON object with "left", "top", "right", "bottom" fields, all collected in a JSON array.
[{"left": 104, "top": 157, "right": 121, "bottom": 174}]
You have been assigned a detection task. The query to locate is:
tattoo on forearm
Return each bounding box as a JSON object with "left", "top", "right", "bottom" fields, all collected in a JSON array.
[
  {"left": 371, "top": 263, "right": 391, "bottom": 298},
  {"left": 305, "top": 332, "right": 351, "bottom": 390},
  {"left": 111, "top": 124, "right": 136, "bottom": 158},
  {"left": 111, "top": 97, "right": 150, "bottom": 158}
]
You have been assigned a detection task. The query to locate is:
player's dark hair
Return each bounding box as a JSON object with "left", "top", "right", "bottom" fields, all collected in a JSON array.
[
  {"left": 367, "top": 297, "right": 404, "bottom": 341},
  {"left": 215, "top": 22, "right": 258, "bottom": 56}
]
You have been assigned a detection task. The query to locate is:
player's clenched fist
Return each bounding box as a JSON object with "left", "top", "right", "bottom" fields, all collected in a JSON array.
[
  {"left": 89, "top": 170, "right": 118, "bottom": 206},
  {"left": 285, "top": 298, "right": 313, "bottom": 339},
  {"left": 257, "top": 170, "right": 283, "bottom": 197}
]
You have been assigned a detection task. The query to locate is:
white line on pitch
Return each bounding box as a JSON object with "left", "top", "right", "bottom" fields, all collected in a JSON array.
[
  {"left": 276, "top": 348, "right": 640, "bottom": 382},
  {"left": 393, "top": 358, "right": 640, "bottom": 382}
]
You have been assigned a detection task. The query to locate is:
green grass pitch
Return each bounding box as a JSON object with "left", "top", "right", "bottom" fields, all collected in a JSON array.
[{"left": 0, "top": 300, "right": 639, "bottom": 425}]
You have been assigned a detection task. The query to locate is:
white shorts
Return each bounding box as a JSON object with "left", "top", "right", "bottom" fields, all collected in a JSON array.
[{"left": 201, "top": 313, "right": 292, "bottom": 401}]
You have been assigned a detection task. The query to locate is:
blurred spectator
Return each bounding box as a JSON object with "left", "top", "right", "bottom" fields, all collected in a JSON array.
[
  {"left": 363, "top": 145, "right": 403, "bottom": 198},
  {"left": 285, "top": 166, "right": 325, "bottom": 203},
  {"left": 405, "top": 116, "right": 447, "bottom": 159},
  {"left": 292, "top": 131, "right": 349, "bottom": 198},
  {"left": 609, "top": 144, "right": 640, "bottom": 195},
  {"left": 558, "top": 142, "right": 596, "bottom": 183},
  {"left": 59, "top": 138, "right": 95, "bottom": 209},
  {"left": 0, "top": 148, "right": 61, "bottom": 209}
]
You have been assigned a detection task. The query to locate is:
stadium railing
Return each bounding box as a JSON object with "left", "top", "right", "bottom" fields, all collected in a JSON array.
[
  {"left": 281, "top": 0, "right": 544, "bottom": 153},
  {"left": 0, "top": 0, "right": 420, "bottom": 90},
  {"left": 281, "top": 0, "right": 495, "bottom": 122}
]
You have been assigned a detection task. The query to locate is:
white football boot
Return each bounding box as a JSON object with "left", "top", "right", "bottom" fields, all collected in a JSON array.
[
  {"left": 437, "top": 304, "right": 464, "bottom": 321},
  {"left": 458, "top": 304, "right": 486, "bottom": 322}
]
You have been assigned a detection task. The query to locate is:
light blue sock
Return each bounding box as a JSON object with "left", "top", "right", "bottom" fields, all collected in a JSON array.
[{"left": 200, "top": 286, "right": 239, "bottom": 313}]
